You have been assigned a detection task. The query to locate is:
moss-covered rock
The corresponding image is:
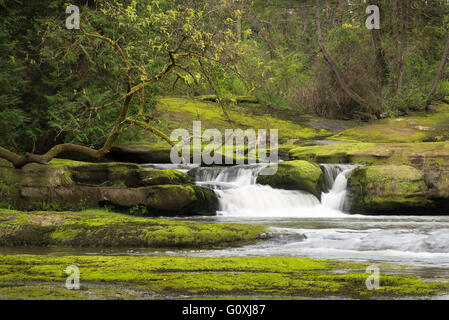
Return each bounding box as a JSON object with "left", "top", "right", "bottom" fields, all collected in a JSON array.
[
  {"left": 0, "top": 254, "right": 447, "bottom": 299},
  {"left": 145, "top": 185, "right": 218, "bottom": 215},
  {"left": 256, "top": 160, "right": 323, "bottom": 198},
  {"left": 0, "top": 209, "right": 267, "bottom": 247},
  {"left": 290, "top": 142, "right": 449, "bottom": 211},
  {"left": 346, "top": 165, "right": 447, "bottom": 214},
  {"left": 330, "top": 102, "right": 449, "bottom": 143},
  {"left": 0, "top": 159, "right": 217, "bottom": 216},
  {"left": 289, "top": 142, "right": 449, "bottom": 170}
]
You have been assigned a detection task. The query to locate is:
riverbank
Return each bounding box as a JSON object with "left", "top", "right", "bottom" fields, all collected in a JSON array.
[{"left": 0, "top": 209, "right": 268, "bottom": 248}]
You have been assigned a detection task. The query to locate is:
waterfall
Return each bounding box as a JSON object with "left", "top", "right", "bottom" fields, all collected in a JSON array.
[
  {"left": 216, "top": 186, "right": 321, "bottom": 217},
  {"left": 321, "top": 164, "right": 359, "bottom": 211},
  {"left": 187, "top": 163, "right": 358, "bottom": 217},
  {"left": 188, "top": 164, "right": 267, "bottom": 190}
]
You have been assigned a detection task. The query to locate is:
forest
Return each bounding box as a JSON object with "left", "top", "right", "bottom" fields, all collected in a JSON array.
[
  {"left": 1, "top": 0, "right": 448, "bottom": 161},
  {"left": 1, "top": 0, "right": 449, "bottom": 302}
]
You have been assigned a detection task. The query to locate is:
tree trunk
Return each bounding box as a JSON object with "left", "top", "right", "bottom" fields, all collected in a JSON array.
[
  {"left": 426, "top": 34, "right": 449, "bottom": 110},
  {"left": 397, "top": 0, "right": 409, "bottom": 91},
  {"left": 370, "top": 0, "right": 389, "bottom": 90},
  {"left": 314, "top": 0, "right": 377, "bottom": 115}
]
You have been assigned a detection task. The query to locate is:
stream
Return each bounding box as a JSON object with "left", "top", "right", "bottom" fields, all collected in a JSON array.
[{"left": 2, "top": 162, "right": 449, "bottom": 284}]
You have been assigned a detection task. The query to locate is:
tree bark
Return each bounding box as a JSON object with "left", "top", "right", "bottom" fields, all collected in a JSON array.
[
  {"left": 426, "top": 34, "right": 449, "bottom": 110},
  {"left": 315, "top": 0, "right": 378, "bottom": 115},
  {"left": 397, "top": 0, "right": 409, "bottom": 91},
  {"left": 370, "top": 0, "right": 389, "bottom": 90}
]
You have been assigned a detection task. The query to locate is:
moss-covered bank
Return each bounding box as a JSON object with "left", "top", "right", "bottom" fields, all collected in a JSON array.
[
  {"left": 105, "top": 97, "right": 333, "bottom": 164},
  {"left": 0, "top": 254, "right": 447, "bottom": 300},
  {"left": 0, "top": 159, "right": 218, "bottom": 216},
  {"left": 330, "top": 103, "right": 449, "bottom": 143},
  {"left": 0, "top": 209, "right": 268, "bottom": 248},
  {"left": 289, "top": 141, "right": 449, "bottom": 169}
]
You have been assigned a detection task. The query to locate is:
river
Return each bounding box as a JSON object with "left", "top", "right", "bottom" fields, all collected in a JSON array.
[{"left": 2, "top": 162, "right": 449, "bottom": 283}]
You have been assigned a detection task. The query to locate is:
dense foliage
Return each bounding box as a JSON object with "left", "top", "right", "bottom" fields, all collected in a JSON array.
[{"left": 0, "top": 0, "right": 448, "bottom": 155}]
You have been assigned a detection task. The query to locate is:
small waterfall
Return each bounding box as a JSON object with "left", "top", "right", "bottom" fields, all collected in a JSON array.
[
  {"left": 188, "top": 164, "right": 267, "bottom": 190},
  {"left": 188, "top": 163, "right": 358, "bottom": 217},
  {"left": 187, "top": 166, "right": 224, "bottom": 183},
  {"left": 321, "top": 164, "right": 359, "bottom": 211},
  {"left": 216, "top": 186, "right": 321, "bottom": 217}
]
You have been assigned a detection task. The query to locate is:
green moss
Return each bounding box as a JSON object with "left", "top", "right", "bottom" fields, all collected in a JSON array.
[
  {"left": 347, "top": 165, "right": 432, "bottom": 213},
  {"left": 331, "top": 103, "right": 449, "bottom": 143},
  {"left": 156, "top": 97, "right": 332, "bottom": 141},
  {"left": 0, "top": 209, "right": 267, "bottom": 248},
  {"left": 47, "top": 158, "right": 93, "bottom": 167},
  {"left": 0, "top": 254, "right": 446, "bottom": 299},
  {"left": 0, "top": 283, "right": 87, "bottom": 300},
  {"left": 256, "top": 160, "right": 324, "bottom": 198},
  {"left": 144, "top": 184, "right": 217, "bottom": 214},
  {"left": 0, "top": 159, "right": 208, "bottom": 212},
  {"left": 289, "top": 141, "right": 449, "bottom": 169},
  {"left": 137, "top": 169, "right": 191, "bottom": 185}
]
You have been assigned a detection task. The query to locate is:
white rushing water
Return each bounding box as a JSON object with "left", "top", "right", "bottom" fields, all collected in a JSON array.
[
  {"left": 184, "top": 163, "right": 449, "bottom": 270},
  {"left": 321, "top": 164, "right": 359, "bottom": 211},
  {"left": 118, "top": 162, "right": 449, "bottom": 271},
  {"left": 181, "top": 216, "right": 449, "bottom": 270},
  {"left": 188, "top": 163, "right": 356, "bottom": 218}
]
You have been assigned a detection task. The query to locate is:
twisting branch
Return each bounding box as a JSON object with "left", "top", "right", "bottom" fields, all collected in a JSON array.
[
  {"left": 0, "top": 33, "right": 182, "bottom": 168},
  {"left": 125, "top": 119, "right": 175, "bottom": 147}
]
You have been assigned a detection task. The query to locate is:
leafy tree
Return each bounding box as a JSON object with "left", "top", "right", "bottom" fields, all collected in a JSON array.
[{"left": 0, "top": 0, "right": 241, "bottom": 168}]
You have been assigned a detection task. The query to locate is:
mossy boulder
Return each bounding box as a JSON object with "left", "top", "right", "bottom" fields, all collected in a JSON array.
[
  {"left": 0, "top": 159, "right": 217, "bottom": 216},
  {"left": 0, "top": 209, "right": 267, "bottom": 247},
  {"left": 145, "top": 185, "right": 218, "bottom": 215},
  {"left": 346, "top": 165, "right": 449, "bottom": 214},
  {"left": 256, "top": 160, "right": 323, "bottom": 198}
]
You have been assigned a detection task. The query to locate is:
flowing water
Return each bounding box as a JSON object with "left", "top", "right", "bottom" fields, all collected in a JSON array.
[
  {"left": 3, "top": 162, "right": 448, "bottom": 282},
  {"left": 180, "top": 163, "right": 449, "bottom": 279}
]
